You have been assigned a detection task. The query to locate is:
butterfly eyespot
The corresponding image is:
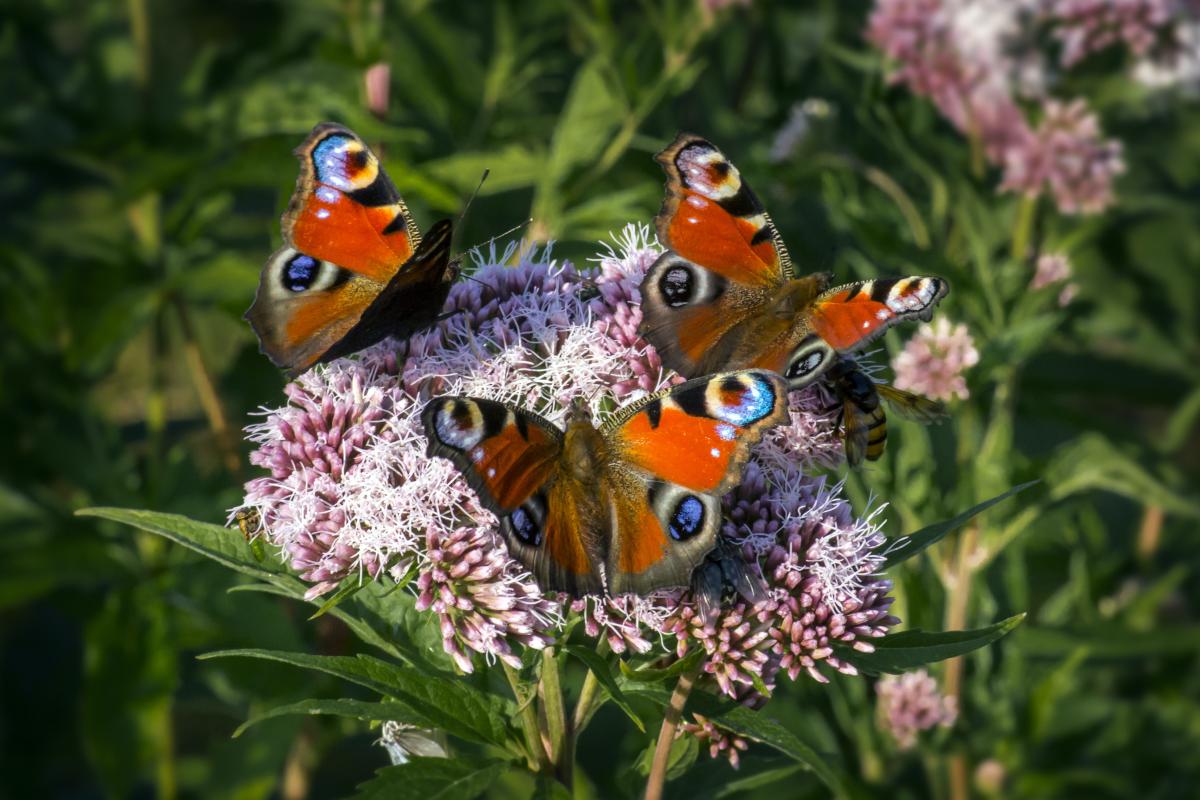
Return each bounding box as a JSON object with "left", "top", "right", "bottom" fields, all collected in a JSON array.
[
  {"left": 786, "top": 349, "right": 826, "bottom": 380},
  {"left": 508, "top": 507, "right": 541, "bottom": 546},
  {"left": 668, "top": 495, "right": 706, "bottom": 541},
  {"left": 660, "top": 265, "right": 695, "bottom": 307},
  {"left": 284, "top": 255, "right": 320, "bottom": 292}
]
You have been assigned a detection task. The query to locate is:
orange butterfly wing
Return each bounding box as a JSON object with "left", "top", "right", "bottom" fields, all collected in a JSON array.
[
  {"left": 422, "top": 397, "right": 605, "bottom": 595},
  {"left": 602, "top": 370, "right": 789, "bottom": 594},
  {"left": 809, "top": 277, "right": 949, "bottom": 351},
  {"left": 247, "top": 124, "right": 453, "bottom": 375},
  {"left": 283, "top": 123, "right": 417, "bottom": 280},
  {"left": 642, "top": 134, "right": 801, "bottom": 377},
  {"left": 654, "top": 133, "right": 791, "bottom": 286}
]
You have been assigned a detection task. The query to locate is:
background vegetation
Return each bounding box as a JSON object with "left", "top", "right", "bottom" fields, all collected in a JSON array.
[{"left": 2, "top": 0, "right": 1198, "bottom": 798}]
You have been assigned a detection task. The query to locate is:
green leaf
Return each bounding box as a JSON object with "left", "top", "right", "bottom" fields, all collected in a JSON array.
[
  {"left": 1019, "top": 625, "right": 1200, "bottom": 658},
  {"left": 232, "top": 698, "right": 430, "bottom": 738},
  {"left": 352, "top": 757, "right": 508, "bottom": 800},
  {"left": 843, "top": 613, "right": 1026, "bottom": 674},
  {"left": 308, "top": 574, "right": 365, "bottom": 620},
  {"left": 227, "top": 582, "right": 411, "bottom": 666},
  {"left": 200, "top": 649, "right": 513, "bottom": 749},
  {"left": 634, "top": 730, "right": 698, "bottom": 780},
  {"left": 77, "top": 507, "right": 285, "bottom": 583},
  {"left": 1045, "top": 434, "right": 1200, "bottom": 517},
  {"left": 81, "top": 508, "right": 445, "bottom": 670},
  {"left": 618, "top": 649, "right": 705, "bottom": 683},
  {"left": 563, "top": 645, "right": 645, "bottom": 732},
  {"left": 715, "top": 765, "right": 803, "bottom": 798},
  {"left": 884, "top": 482, "right": 1038, "bottom": 568}
]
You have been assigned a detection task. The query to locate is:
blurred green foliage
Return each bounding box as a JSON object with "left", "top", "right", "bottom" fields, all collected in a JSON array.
[{"left": 2, "top": 0, "right": 1198, "bottom": 798}]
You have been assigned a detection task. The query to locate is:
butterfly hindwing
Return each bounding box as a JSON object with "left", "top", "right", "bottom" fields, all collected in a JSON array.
[
  {"left": 421, "top": 397, "right": 606, "bottom": 595},
  {"left": 247, "top": 123, "right": 453, "bottom": 375},
  {"left": 602, "top": 370, "right": 789, "bottom": 594}
]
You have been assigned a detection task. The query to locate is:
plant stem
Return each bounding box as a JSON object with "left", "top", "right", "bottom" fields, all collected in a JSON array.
[
  {"left": 1136, "top": 504, "right": 1164, "bottom": 564},
  {"left": 540, "top": 648, "right": 571, "bottom": 788},
  {"left": 644, "top": 668, "right": 698, "bottom": 800},
  {"left": 172, "top": 298, "right": 242, "bottom": 477},
  {"left": 943, "top": 523, "right": 978, "bottom": 800},
  {"left": 1011, "top": 194, "right": 1038, "bottom": 263},
  {"left": 571, "top": 638, "right": 611, "bottom": 734},
  {"left": 503, "top": 662, "right": 549, "bottom": 772}
]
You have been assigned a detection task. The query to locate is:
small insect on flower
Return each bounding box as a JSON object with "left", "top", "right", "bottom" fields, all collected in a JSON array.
[{"left": 228, "top": 507, "right": 267, "bottom": 561}]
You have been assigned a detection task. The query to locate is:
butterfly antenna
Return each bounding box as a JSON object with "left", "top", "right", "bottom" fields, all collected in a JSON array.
[{"left": 455, "top": 169, "right": 490, "bottom": 230}]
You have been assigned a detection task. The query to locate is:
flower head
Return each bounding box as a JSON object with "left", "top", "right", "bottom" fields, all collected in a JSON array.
[
  {"left": 865, "top": 0, "right": 1139, "bottom": 215},
  {"left": 1031, "top": 251, "right": 1078, "bottom": 306},
  {"left": 239, "top": 225, "right": 899, "bottom": 744},
  {"left": 891, "top": 317, "right": 979, "bottom": 402},
  {"left": 1000, "top": 98, "right": 1126, "bottom": 215},
  {"left": 876, "top": 669, "right": 959, "bottom": 749}
]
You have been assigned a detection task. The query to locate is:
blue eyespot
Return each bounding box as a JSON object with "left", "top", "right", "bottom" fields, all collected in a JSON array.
[
  {"left": 668, "top": 495, "right": 705, "bottom": 541},
  {"left": 509, "top": 506, "right": 541, "bottom": 547},
  {"left": 284, "top": 255, "right": 319, "bottom": 292},
  {"left": 312, "top": 135, "right": 354, "bottom": 187},
  {"left": 717, "top": 374, "right": 776, "bottom": 426}
]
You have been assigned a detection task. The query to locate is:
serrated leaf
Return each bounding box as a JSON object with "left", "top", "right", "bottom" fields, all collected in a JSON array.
[
  {"left": 352, "top": 757, "right": 507, "bottom": 800},
  {"left": 884, "top": 482, "right": 1038, "bottom": 568},
  {"left": 232, "top": 698, "right": 429, "bottom": 738},
  {"left": 618, "top": 649, "right": 705, "bottom": 683},
  {"left": 200, "top": 649, "right": 514, "bottom": 749},
  {"left": 77, "top": 507, "right": 285, "bottom": 582},
  {"left": 843, "top": 614, "right": 1026, "bottom": 674},
  {"left": 563, "top": 645, "right": 644, "bottom": 732}
]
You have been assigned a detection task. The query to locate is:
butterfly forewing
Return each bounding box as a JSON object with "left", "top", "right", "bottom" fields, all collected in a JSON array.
[{"left": 246, "top": 123, "right": 454, "bottom": 375}]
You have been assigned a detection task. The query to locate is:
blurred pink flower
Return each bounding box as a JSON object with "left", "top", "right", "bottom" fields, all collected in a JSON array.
[
  {"left": 1000, "top": 98, "right": 1126, "bottom": 214},
  {"left": 363, "top": 62, "right": 390, "bottom": 117},
  {"left": 876, "top": 669, "right": 958, "bottom": 749},
  {"left": 866, "top": 0, "right": 1134, "bottom": 214},
  {"left": 891, "top": 318, "right": 979, "bottom": 402},
  {"left": 1050, "top": 0, "right": 1172, "bottom": 67},
  {"left": 1032, "top": 251, "right": 1079, "bottom": 306}
]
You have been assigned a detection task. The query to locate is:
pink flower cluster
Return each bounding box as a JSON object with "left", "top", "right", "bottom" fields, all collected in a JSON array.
[
  {"left": 1031, "top": 251, "right": 1078, "bottom": 306},
  {"left": 876, "top": 669, "right": 959, "bottom": 749},
  {"left": 1050, "top": 0, "right": 1173, "bottom": 67},
  {"left": 891, "top": 317, "right": 979, "bottom": 402},
  {"left": 864, "top": 0, "right": 1155, "bottom": 215},
  {"left": 238, "top": 224, "right": 899, "bottom": 764}
]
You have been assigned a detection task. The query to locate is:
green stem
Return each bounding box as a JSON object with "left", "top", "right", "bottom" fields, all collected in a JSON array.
[
  {"left": 1010, "top": 194, "right": 1038, "bottom": 263},
  {"left": 503, "top": 663, "right": 548, "bottom": 772},
  {"left": 644, "top": 667, "right": 699, "bottom": 800},
  {"left": 571, "top": 638, "right": 611, "bottom": 734},
  {"left": 540, "top": 648, "right": 571, "bottom": 788}
]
